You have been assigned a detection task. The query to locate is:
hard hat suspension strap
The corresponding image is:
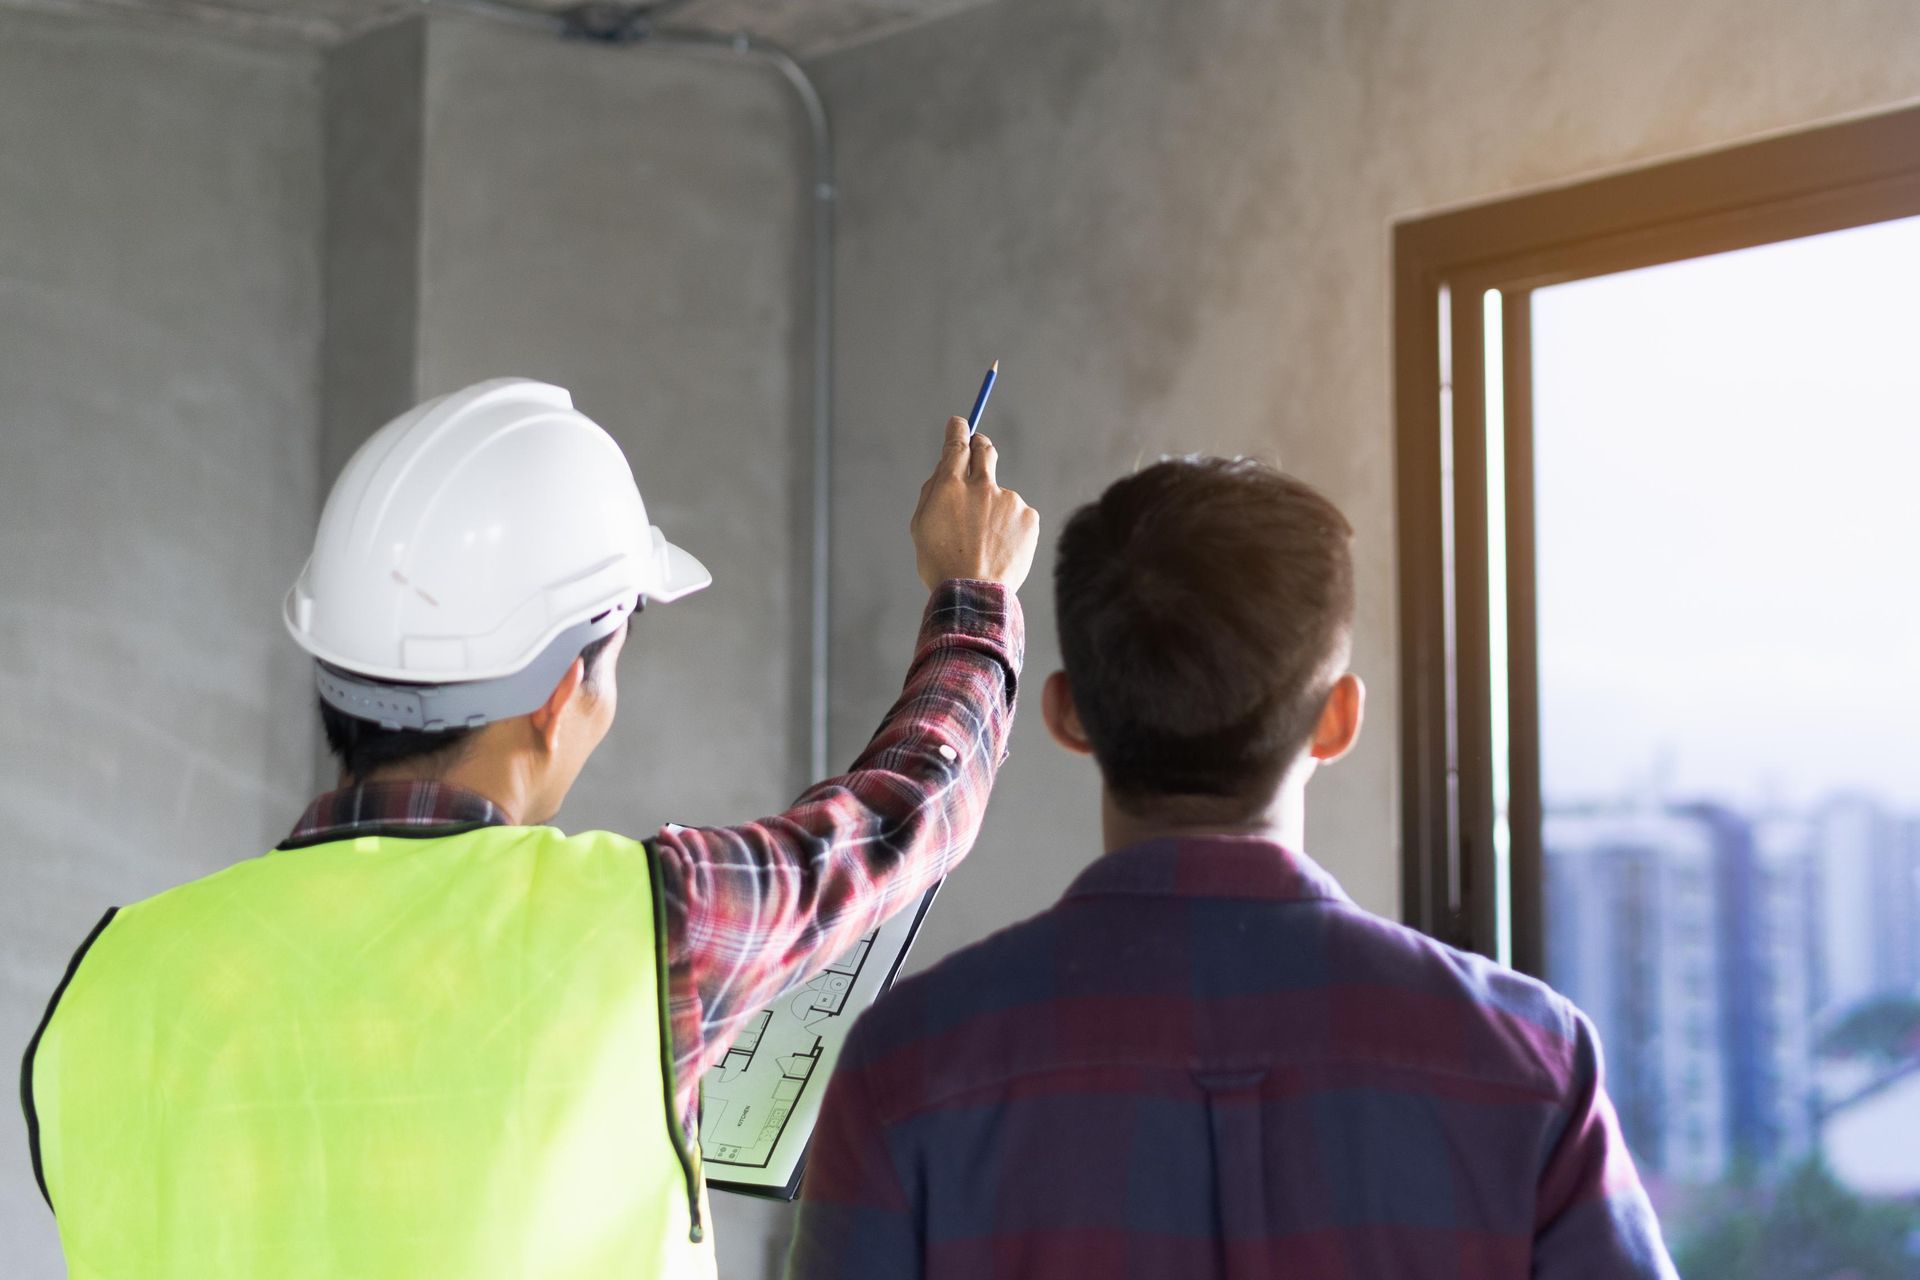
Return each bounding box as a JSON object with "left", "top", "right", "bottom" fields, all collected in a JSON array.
[{"left": 316, "top": 602, "right": 636, "bottom": 732}]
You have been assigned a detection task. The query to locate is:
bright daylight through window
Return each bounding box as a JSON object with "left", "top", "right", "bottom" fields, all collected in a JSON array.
[{"left": 1532, "top": 214, "right": 1920, "bottom": 1271}]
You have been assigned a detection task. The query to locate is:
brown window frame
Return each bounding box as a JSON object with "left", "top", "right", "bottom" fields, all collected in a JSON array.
[{"left": 1393, "top": 104, "right": 1920, "bottom": 974}]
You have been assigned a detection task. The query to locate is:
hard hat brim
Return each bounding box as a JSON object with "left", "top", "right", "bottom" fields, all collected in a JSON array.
[{"left": 651, "top": 536, "right": 713, "bottom": 604}]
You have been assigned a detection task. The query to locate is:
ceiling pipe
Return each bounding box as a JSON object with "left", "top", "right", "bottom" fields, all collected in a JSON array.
[{"left": 419, "top": 0, "right": 838, "bottom": 788}]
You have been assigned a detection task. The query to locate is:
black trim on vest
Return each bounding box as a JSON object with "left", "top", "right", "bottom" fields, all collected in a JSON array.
[
  {"left": 21, "top": 907, "right": 118, "bottom": 1213},
  {"left": 274, "top": 820, "right": 495, "bottom": 852},
  {"left": 644, "top": 838, "right": 705, "bottom": 1245}
]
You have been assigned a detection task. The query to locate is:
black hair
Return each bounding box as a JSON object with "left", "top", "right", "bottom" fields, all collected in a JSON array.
[
  {"left": 320, "top": 626, "right": 622, "bottom": 784},
  {"left": 1053, "top": 456, "right": 1355, "bottom": 822}
]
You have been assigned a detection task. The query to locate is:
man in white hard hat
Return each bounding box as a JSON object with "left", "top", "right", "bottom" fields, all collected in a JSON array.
[{"left": 21, "top": 378, "right": 1038, "bottom": 1279}]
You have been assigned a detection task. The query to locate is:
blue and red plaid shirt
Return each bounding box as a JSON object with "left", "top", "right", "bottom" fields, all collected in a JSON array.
[
  {"left": 789, "top": 835, "right": 1678, "bottom": 1280},
  {"left": 288, "top": 580, "right": 1024, "bottom": 1124}
]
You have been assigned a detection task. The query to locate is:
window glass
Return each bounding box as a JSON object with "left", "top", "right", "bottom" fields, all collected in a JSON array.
[{"left": 1533, "top": 215, "right": 1920, "bottom": 1270}]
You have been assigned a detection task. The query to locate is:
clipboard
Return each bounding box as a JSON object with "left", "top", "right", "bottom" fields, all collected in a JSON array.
[{"left": 699, "top": 881, "right": 943, "bottom": 1200}]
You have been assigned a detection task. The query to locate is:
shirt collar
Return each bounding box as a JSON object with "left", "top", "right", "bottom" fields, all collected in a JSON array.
[
  {"left": 1061, "top": 834, "right": 1353, "bottom": 907},
  {"left": 285, "top": 780, "right": 509, "bottom": 846}
]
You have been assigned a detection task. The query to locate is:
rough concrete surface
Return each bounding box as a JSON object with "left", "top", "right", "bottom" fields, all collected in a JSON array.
[
  {"left": 321, "top": 17, "right": 425, "bottom": 489},
  {"left": 1, "top": 0, "right": 996, "bottom": 55},
  {"left": 0, "top": 9, "right": 324, "bottom": 1271}
]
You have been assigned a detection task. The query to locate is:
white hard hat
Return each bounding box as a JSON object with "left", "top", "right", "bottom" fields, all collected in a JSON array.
[{"left": 285, "top": 378, "right": 711, "bottom": 730}]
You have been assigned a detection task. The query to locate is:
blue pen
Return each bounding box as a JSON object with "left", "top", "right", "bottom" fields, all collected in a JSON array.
[{"left": 967, "top": 360, "right": 999, "bottom": 436}]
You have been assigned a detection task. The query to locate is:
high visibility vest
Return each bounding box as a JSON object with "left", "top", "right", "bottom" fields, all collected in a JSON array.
[{"left": 23, "top": 825, "right": 716, "bottom": 1280}]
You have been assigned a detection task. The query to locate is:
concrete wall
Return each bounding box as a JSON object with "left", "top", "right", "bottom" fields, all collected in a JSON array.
[
  {"left": 0, "top": 10, "right": 324, "bottom": 1272},
  {"left": 321, "top": 16, "right": 425, "bottom": 490},
  {"left": 811, "top": 0, "right": 1920, "bottom": 975}
]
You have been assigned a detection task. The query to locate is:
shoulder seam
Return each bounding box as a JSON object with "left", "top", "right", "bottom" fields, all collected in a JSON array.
[{"left": 274, "top": 820, "right": 496, "bottom": 851}]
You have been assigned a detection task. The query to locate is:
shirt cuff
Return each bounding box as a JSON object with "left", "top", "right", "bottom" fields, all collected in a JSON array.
[{"left": 921, "top": 579, "right": 1027, "bottom": 690}]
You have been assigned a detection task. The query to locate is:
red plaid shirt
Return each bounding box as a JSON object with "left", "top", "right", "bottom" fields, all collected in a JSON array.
[{"left": 288, "top": 580, "right": 1024, "bottom": 1122}]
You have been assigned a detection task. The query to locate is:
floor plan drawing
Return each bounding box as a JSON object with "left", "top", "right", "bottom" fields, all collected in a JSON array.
[
  {"left": 716, "top": 1009, "right": 772, "bottom": 1083},
  {"left": 790, "top": 930, "right": 873, "bottom": 1025},
  {"left": 705, "top": 1041, "right": 825, "bottom": 1168},
  {"left": 699, "top": 883, "right": 941, "bottom": 1198}
]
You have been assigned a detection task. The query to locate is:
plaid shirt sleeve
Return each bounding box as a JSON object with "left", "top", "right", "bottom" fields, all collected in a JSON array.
[
  {"left": 1533, "top": 1009, "right": 1680, "bottom": 1278},
  {"left": 655, "top": 580, "right": 1024, "bottom": 1104}
]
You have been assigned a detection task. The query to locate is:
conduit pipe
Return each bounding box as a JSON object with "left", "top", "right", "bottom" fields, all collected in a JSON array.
[{"left": 421, "top": 0, "right": 838, "bottom": 787}]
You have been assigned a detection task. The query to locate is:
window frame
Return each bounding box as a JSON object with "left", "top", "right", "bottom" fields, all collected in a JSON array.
[{"left": 1392, "top": 104, "right": 1920, "bottom": 974}]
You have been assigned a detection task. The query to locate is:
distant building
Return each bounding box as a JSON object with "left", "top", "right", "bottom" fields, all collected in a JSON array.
[
  {"left": 1546, "top": 801, "right": 1820, "bottom": 1182},
  {"left": 1546, "top": 808, "right": 1726, "bottom": 1182},
  {"left": 1692, "top": 806, "right": 1815, "bottom": 1169},
  {"left": 1811, "top": 796, "right": 1920, "bottom": 1018}
]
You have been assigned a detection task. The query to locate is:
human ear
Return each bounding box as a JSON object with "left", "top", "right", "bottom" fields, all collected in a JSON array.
[
  {"left": 1042, "top": 671, "right": 1096, "bottom": 757},
  {"left": 1308, "top": 673, "right": 1365, "bottom": 764},
  {"left": 527, "top": 658, "right": 587, "bottom": 757}
]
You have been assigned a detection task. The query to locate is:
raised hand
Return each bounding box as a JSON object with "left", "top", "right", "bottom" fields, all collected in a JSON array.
[{"left": 910, "top": 416, "right": 1040, "bottom": 591}]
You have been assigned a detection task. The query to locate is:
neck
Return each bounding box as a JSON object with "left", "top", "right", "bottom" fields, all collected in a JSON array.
[
  {"left": 1099, "top": 763, "right": 1313, "bottom": 854},
  {"left": 354, "top": 735, "right": 543, "bottom": 827}
]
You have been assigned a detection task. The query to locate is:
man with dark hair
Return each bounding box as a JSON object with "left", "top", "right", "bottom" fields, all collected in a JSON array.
[
  {"left": 791, "top": 457, "right": 1677, "bottom": 1279},
  {"left": 22, "top": 379, "right": 1039, "bottom": 1278}
]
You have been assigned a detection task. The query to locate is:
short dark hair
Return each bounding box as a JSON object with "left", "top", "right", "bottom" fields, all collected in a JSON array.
[
  {"left": 1053, "top": 457, "right": 1354, "bottom": 820},
  {"left": 320, "top": 627, "right": 623, "bottom": 784}
]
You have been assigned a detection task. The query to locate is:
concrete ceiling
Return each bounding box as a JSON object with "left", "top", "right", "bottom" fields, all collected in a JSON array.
[{"left": 6, "top": 0, "right": 992, "bottom": 54}]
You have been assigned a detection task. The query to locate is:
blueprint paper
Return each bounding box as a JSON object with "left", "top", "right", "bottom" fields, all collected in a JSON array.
[{"left": 700, "top": 883, "right": 941, "bottom": 1198}]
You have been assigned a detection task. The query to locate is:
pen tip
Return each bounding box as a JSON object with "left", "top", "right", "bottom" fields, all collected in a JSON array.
[{"left": 990, "top": 360, "right": 1000, "bottom": 372}]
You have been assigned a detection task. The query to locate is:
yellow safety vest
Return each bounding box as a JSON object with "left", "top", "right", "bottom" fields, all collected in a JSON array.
[{"left": 23, "top": 825, "right": 716, "bottom": 1279}]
